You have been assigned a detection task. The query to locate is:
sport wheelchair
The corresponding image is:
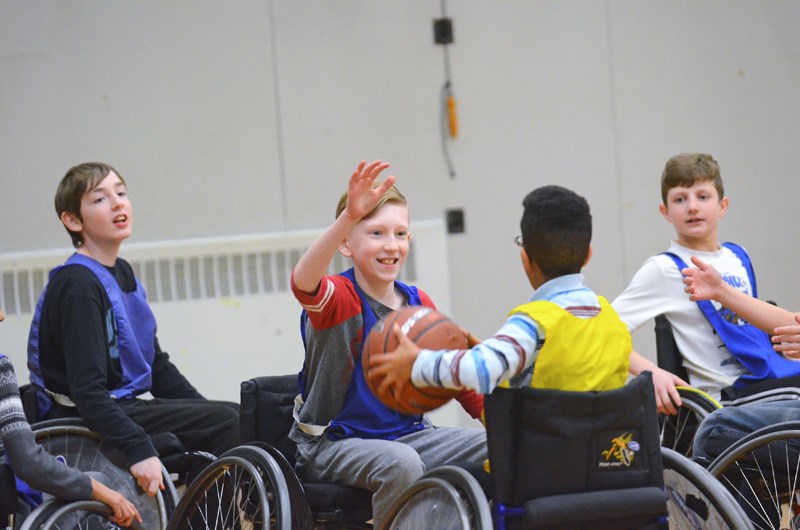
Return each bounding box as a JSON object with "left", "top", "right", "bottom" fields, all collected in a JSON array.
[
  {"left": 655, "top": 314, "right": 800, "bottom": 457},
  {"left": 239, "top": 374, "right": 374, "bottom": 529},
  {"left": 241, "top": 372, "right": 751, "bottom": 530}
]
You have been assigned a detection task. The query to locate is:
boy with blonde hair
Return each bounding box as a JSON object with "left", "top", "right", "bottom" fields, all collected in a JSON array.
[{"left": 290, "top": 159, "right": 485, "bottom": 528}]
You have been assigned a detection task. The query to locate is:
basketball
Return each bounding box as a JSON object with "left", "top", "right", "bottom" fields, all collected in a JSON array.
[{"left": 363, "top": 306, "right": 467, "bottom": 414}]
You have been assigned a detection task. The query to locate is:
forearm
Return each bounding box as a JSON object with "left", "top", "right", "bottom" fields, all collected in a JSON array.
[
  {"left": 293, "top": 214, "right": 357, "bottom": 293},
  {"left": 4, "top": 429, "right": 93, "bottom": 500},
  {"left": 628, "top": 350, "right": 659, "bottom": 376},
  {"left": 715, "top": 283, "right": 796, "bottom": 332}
]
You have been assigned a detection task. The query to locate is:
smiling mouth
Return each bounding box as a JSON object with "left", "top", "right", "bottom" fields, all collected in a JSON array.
[
  {"left": 378, "top": 258, "right": 398, "bottom": 265},
  {"left": 113, "top": 215, "right": 127, "bottom": 223}
]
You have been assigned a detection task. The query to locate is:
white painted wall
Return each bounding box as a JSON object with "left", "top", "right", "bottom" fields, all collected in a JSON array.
[{"left": 1, "top": 1, "right": 799, "bottom": 418}]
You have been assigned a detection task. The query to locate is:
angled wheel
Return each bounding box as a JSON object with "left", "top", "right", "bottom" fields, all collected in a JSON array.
[
  {"left": 221, "top": 445, "right": 292, "bottom": 530},
  {"left": 379, "top": 471, "right": 488, "bottom": 530},
  {"left": 661, "top": 447, "right": 753, "bottom": 529},
  {"left": 166, "top": 454, "right": 269, "bottom": 530},
  {"left": 659, "top": 386, "right": 721, "bottom": 456},
  {"left": 419, "top": 466, "right": 492, "bottom": 530},
  {"left": 707, "top": 421, "right": 800, "bottom": 530},
  {"left": 19, "top": 499, "right": 144, "bottom": 530},
  {"left": 32, "top": 423, "right": 171, "bottom": 529}
]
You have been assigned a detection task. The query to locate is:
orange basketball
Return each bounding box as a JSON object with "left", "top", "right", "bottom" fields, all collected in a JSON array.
[{"left": 363, "top": 306, "right": 467, "bottom": 414}]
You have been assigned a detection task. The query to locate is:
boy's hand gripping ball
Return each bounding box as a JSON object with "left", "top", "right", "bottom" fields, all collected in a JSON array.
[{"left": 363, "top": 306, "right": 466, "bottom": 414}]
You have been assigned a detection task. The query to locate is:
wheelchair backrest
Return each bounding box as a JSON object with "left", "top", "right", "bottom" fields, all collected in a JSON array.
[
  {"left": 484, "top": 371, "right": 663, "bottom": 506},
  {"left": 240, "top": 374, "right": 299, "bottom": 466},
  {"left": 655, "top": 314, "right": 690, "bottom": 381}
]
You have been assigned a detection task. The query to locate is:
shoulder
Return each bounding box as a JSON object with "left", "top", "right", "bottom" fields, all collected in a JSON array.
[
  {"left": 0, "top": 354, "right": 17, "bottom": 381},
  {"left": 416, "top": 288, "right": 436, "bottom": 308},
  {"left": 47, "top": 264, "right": 104, "bottom": 295},
  {"left": 295, "top": 273, "right": 360, "bottom": 319}
]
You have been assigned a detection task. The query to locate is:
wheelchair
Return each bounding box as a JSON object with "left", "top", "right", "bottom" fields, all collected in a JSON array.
[
  {"left": 654, "top": 314, "right": 800, "bottom": 457},
  {"left": 239, "top": 374, "right": 374, "bottom": 529},
  {"left": 0, "top": 425, "right": 169, "bottom": 530},
  {"left": 379, "top": 372, "right": 753, "bottom": 530},
  {"left": 164, "top": 443, "right": 291, "bottom": 530}
]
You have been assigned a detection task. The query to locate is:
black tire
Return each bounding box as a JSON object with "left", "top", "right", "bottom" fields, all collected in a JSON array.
[
  {"left": 166, "top": 455, "right": 269, "bottom": 530},
  {"left": 659, "top": 386, "right": 721, "bottom": 456},
  {"left": 661, "top": 447, "right": 753, "bottom": 529},
  {"left": 32, "top": 424, "right": 170, "bottom": 529},
  {"left": 19, "top": 499, "right": 144, "bottom": 530},
  {"left": 707, "top": 422, "right": 800, "bottom": 530}
]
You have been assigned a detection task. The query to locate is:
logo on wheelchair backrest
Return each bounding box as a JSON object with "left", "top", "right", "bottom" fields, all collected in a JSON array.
[{"left": 599, "top": 432, "right": 640, "bottom": 468}]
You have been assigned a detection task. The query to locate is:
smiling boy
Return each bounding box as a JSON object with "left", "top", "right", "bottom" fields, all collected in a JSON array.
[
  {"left": 289, "top": 159, "right": 485, "bottom": 528},
  {"left": 612, "top": 153, "right": 779, "bottom": 407}
]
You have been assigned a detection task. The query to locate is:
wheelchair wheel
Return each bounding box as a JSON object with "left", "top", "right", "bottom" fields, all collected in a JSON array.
[
  {"left": 418, "top": 466, "right": 492, "bottom": 530},
  {"left": 659, "top": 386, "right": 721, "bottom": 457},
  {"left": 165, "top": 455, "right": 269, "bottom": 530},
  {"left": 379, "top": 473, "right": 487, "bottom": 530},
  {"left": 19, "top": 499, "right": 143, "bottom": 530},
  {"left": 707, "top": 421, "right": 800, "bottom": 530},
  {"left": 220, "top": 445, "right": 292, "bottom": 530},
  {"left": 661, "top": 447, "right": 753, "bottom": 529},
  {"left": 33, "top": 424, "right": 171, "bottom": 529}
]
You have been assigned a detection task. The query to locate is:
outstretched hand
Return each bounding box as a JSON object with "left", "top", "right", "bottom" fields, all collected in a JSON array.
[
  {"left": 682, "top": 255, "right": 723, "bottom": 302},
  {"left": 344, "top": 160, "right": 396, "bottom": 221},
  {"left": 369, "top": 324, "right": 421, "bottom": 400},
  {"left": 772, "top": 313, "right": 800, "bottom": 359}
]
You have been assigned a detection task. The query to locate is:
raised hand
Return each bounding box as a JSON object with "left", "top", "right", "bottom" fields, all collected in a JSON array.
[
  {"left": 343, "top": 160, "right": 396, "bottom": 221},
  {"left": 682, "top": 255, "right": 724, "bottom": 301}
]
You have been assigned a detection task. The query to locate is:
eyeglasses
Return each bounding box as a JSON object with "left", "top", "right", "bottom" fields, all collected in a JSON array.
[{"left": 514, "top": 235, "right": 523, "bottom": 247}]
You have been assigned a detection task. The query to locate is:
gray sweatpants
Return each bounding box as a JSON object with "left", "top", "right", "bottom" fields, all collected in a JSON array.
[{"left": 295, "top": 420, "right": 487, "bottom": 527}]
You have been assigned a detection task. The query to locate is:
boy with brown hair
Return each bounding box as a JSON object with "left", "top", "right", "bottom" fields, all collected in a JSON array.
[
  {"left": 27, "top": 162, "right": 240, "bottom": 497},
  {"left": 290, "top": 159, "right": 485, "bottom": 528},
  {"left": 612, "top": 153, "right": 800, "bottom": 411}
]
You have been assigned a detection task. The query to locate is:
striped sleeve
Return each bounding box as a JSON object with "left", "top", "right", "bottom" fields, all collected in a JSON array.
[{"left": 411, "top": 314, "right": 542, "bottom": 394}]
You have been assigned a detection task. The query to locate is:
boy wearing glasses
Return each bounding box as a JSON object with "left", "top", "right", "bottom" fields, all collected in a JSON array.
[{"left": 371, "top": 184, "right": 631, "bottom": 397}]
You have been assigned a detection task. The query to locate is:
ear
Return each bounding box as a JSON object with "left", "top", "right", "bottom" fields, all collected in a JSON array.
[
  {"left": 583, "top": 244, "right": 593, "bottom": 267},
  {"left": 60, "top": 211, "right": 83, "bottom": 233},
  {"left": 658, "top": 202, "right": 671, "bottom": 223},
  {"left": 338, "top": 239, "right": 352, "bottom": 258},
  {"left": 718, "top": 195, "right": 729, "bottom": 218}
]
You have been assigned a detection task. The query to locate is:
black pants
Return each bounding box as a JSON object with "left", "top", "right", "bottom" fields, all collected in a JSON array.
[{"left": 121, "top": 398, "right": 240, "bottom": 457}]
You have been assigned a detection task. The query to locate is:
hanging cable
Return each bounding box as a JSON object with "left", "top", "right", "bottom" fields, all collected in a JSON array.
[{"left": 435, "top": 0, "right": 457, "bottom": 178}]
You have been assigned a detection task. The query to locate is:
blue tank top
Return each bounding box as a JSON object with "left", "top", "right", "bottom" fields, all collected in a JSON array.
[
  {"left": 299, "top": 268, "right": 426, "bottom": 440},
  {"left": 28, "top": 253, "right": 157, "bottom": 415},
  {"left": 664, "top": 242, "right": 800, "bottom": 388}
]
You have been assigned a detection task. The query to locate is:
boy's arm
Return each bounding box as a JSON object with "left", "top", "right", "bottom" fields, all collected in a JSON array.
[
  {"left": 683, "top": 255, "right": 797, "bottom": 332},
  {"left": 293, "top": 160, "right": 395, "bottom": 294},
  {"left": 149, "top": 339, "right": 204, "bottom": 399},
  {"left": 629, "top": 350, "right": 687, "bottom": 415},
  {"left": 371, "top": 315, "right": 539, "bottom": 396}
]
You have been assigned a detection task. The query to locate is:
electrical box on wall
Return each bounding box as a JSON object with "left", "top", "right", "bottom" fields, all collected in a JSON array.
[
  {"left": 433, "top": 18, "right": 453, "bottom": 45},
  {"left": 446, "top": 208, "right": 465, "bottom": 234}
]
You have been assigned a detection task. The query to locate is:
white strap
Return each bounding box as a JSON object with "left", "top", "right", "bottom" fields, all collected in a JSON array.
[
  {"left": 44, "top": 388, "right": 76, "bottom": 407},
  {"left": 292, "top": 393, "right": 329, "bottom": 437}
]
